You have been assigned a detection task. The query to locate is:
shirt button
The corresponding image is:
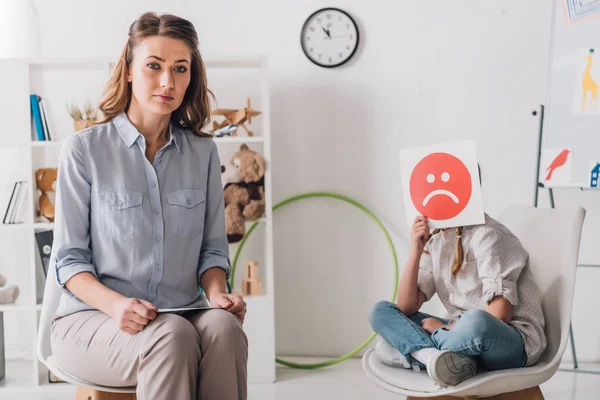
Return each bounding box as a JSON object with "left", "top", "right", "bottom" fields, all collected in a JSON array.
[
  {"left": 116, "top": 200, "right": 123, "bottom": 206},
  {"left": 155, "top": 264, "right": 161, "bottom": 271},
  {"left": 155, "top": 236, "right": 161, "bottom": 242},
  {"left": 149, "top": 285, "right": 154, "bottom": 292},
  {"left": 186, "top": 199, "right": 191, "bottom": 205},
  {"left": 154, "top": 208, "right": 160, "bottom": 214},
  {"left": 150, "top": 181, "right": 157, "bottom": 187}
]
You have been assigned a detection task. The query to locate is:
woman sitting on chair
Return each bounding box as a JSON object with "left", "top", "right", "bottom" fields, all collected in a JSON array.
[
  {"left": 50, "top": 12, "right": 247, "bottom": 400},
  {"left": 369, "top": 210, "right": 546, "bottom": 387}
]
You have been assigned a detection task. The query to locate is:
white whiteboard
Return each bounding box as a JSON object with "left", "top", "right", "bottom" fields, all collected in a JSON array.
[{"left": 544, "top": 0, "right": 600, "bottom": 185}]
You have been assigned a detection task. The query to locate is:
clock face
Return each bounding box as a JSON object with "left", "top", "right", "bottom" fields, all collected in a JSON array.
[{"left": 300, "top": 8, "right": 359, "bottom": 68}]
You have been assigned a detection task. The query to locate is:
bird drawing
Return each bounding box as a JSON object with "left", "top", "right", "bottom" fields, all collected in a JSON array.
[{"left": 545, "top": 149, "right": 571, "bottom": 181}]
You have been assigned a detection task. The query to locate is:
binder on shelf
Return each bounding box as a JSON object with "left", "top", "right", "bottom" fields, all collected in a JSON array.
[
  {"left": 35, "top": 230, "right": 53, "bottom": 277},
  {"left": 12, "top": 181, "right": 27, "bottom": 224},
  {"left": 10, "top": 181, "right": 26, "bottom": 224},
  {"left": 30, "top": 94, "right": 45, "bottom": 141}
]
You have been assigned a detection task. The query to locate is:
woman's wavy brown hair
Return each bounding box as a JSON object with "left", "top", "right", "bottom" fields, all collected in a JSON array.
[{"left": 97, "top": 12, "right": 212, "bottom": 137}]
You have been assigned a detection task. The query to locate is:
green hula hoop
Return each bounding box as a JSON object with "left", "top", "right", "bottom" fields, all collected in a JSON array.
[{"left": 229, "top": 192, "right": 399, "bottom": 369}]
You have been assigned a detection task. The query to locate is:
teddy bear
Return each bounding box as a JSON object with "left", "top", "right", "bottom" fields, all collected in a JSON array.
[
  {"left": 35, "top": 168, "right": 57, "bottom": 222},
  {"left": 0, "top": 274, "right": 20, "bottom": 304},
  {"left": 221, "top": 144, "right": 266, "bottom": 243}
]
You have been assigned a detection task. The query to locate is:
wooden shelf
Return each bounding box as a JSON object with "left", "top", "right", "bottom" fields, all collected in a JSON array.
[
  {"left": 0, "top": 141, "right": 63, "bottom": 149},
  {"left": 4, "top": 55, "right": 266, "bottom": 69},
  {"left": 0, "top": 303, "right": 36, "bottom": 312},
  {"left": 213, "top": 137, "right": 264, "bottom": 144},
  {"left": 32, "top": 222, "right": 53, "bottom": 230},
  {"left": 26, "top": 137, "right": 264, "bottom": 147},
  {"left": 2, "top": 220, "right": 260, "bottom": 231},
  {"left": 0, "top": 55, "right": 275, "bottom": 391},
  {"left": 0, "top": 223, "right": 29, "bottom": 230},
  {"left": 30, "top": 141, "right": 63, "bottom": 148},
  {"left": 0, "top": 223, "right": 53, "bottom": 230},
  {"left": 0, "top": 358, "right": 34, "bottom": 391}
]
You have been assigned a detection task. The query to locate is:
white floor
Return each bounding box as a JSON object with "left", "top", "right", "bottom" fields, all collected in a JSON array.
[{"left": 2, "top": 359, "right": 600, "bottom": 399}]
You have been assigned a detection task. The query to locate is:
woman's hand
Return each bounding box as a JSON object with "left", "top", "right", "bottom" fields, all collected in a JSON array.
[
  {"left": 210, "top": 292, "right": 247, "bottom": 324},
  {"left": 421, "top": 317, "right": 454, "bottom": 334},
  {"left": 111, "top": 297, "right": 158, "bottom": 334},
  {"left": 411, "top": 216, "right": 430, "bottom": 254}
]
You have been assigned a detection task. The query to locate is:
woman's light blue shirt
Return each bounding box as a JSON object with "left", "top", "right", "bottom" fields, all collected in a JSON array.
[{"left": 52, "top": 111, "right": 231, "bottom": 318}]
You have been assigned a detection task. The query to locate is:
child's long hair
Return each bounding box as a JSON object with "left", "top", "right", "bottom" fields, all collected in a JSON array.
[
  {"left": 422, "top": 164, "right": 480, "bottom": 276},
  {"left": 423, "top": 163, "right": 481, "bottom": 276},
  {"left": 425, "top": 227, "right": 464, "bottom": 276}
]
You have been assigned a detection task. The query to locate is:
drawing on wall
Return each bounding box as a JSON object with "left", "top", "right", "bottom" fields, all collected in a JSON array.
[
  {"left": 399, "top": 139, "right": 484, "bottom": 230},
  {"left": 562, "top": 0, "right": 600, "bottom": 25},
  {"left": 573, "top": 49, "right": 600, "bottom": 115},
  {"left": 540, "top": 148, "right": 572, "bottom": 185},
  {"left": 589, "top": 160, "right": 600, "bottom": 187}
]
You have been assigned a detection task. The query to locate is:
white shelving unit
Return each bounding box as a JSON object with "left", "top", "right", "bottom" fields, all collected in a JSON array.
[{"left": 0, "top": 55, "right": 275, "bottom": 394}]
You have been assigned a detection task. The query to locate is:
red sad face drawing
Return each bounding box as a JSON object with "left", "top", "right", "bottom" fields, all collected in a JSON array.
[{"left": 409, "top": 152, "right": 472, "bottom": 220}]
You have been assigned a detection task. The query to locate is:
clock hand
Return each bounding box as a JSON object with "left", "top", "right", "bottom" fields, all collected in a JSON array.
[
  {"left": 329, "top": 34, "right": 353, "bottom": 39},
  {"left": 321, "top": 26, "right": 331, "bottom": 38}
]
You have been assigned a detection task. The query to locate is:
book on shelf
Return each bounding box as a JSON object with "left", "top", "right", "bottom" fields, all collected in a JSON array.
[
  {"left": 30, "top": 94, "right": 53, "bottom": 141},
  {"left": 2, "top": 182, "right": 18, "bottom": 224},
  {"left": 10, "top": 181, "right": 25, "bottom": 223},
  {"left": 38, "top": 98, "right": 53, "bottom": 141},
  {"left": 2, "top": 181, "right": 27, "bottom": 225}
]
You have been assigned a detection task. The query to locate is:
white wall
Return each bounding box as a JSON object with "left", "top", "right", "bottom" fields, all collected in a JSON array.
[{"left": 5, "top": 0, "right": 597, "bottom": 362}]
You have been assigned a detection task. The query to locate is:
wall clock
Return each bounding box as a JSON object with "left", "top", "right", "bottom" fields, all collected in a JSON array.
[{"left": 300, "top": 8, "right": 360, "bottom": 68}]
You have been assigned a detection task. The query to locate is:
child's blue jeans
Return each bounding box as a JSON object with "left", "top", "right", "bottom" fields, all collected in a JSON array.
[{"left": 369, "top": 300, "right": 527, "bottom": 370}]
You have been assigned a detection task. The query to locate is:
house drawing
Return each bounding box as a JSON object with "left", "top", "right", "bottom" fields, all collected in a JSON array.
[{"left": 590, "top": 162, "right": 600, "bottom": 187}]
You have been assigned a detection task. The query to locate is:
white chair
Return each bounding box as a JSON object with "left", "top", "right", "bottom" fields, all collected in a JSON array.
[
  {"left": 37, "top": 256, "right": 136, "bottom": 399},
  {"left": 362, "top": 204, "right": 586, "bottom": 400}
]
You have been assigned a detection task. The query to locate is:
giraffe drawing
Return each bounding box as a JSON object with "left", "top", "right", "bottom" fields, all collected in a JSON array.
[{"left": 582, "top": 54, "right": 599, "bottom": 112}]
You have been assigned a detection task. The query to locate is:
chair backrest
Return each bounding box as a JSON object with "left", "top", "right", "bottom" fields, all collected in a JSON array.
[
  {"left": 37, "top": 252, "right": 62, "bottom": 364},
  {"left": 497, "top": 204, "right": 585, "bottom": 365},
  {"left": 36, "top": 253, "right": 137, "bottom": 393}
]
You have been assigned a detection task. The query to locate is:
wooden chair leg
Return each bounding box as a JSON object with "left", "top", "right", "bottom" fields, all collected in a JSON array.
[
  {"left": 74, "top": 386, "right": 137, "bottom": 400},
  {"left": 74, "top": 387, "right": 92, "bottom": 400},
  {"left": 407, "top": 386, "right": 544, "bottom": 400},
  {"left": 486, "top": 386, "right": 544, "bottom": 400}
]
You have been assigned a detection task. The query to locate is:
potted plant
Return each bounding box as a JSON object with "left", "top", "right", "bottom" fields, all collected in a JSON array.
[{"left": 66, "top": 101, "right": 100, "bottom": 131}]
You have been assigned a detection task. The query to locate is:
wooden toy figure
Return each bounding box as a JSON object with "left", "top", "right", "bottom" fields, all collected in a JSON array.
[
  {"left": 211, "top": 97, "right": 261, "bottom": 137},
  {"left": 242, "top": 261, "right": 262, "bottom": 296}
]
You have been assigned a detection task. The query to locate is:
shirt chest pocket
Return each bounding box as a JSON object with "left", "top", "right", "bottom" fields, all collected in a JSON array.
[
  {"left": 165, "top": 189, "right": 206, "bottom": 239},
  {"left": 98, "top": 189, "right": 144, "bottom": 241}
]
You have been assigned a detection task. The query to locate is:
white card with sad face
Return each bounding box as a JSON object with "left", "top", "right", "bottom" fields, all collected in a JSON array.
[{"left": 399, "top": 139, "right": 485, "bottom": 230}]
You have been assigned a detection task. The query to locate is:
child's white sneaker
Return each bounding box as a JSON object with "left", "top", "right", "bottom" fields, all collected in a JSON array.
[
  {"left": 374, "top": 339, "right": 413, "bottom": 369},
  {"left": 426, "top": 350, "right": 477, "bottom": 387}
]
